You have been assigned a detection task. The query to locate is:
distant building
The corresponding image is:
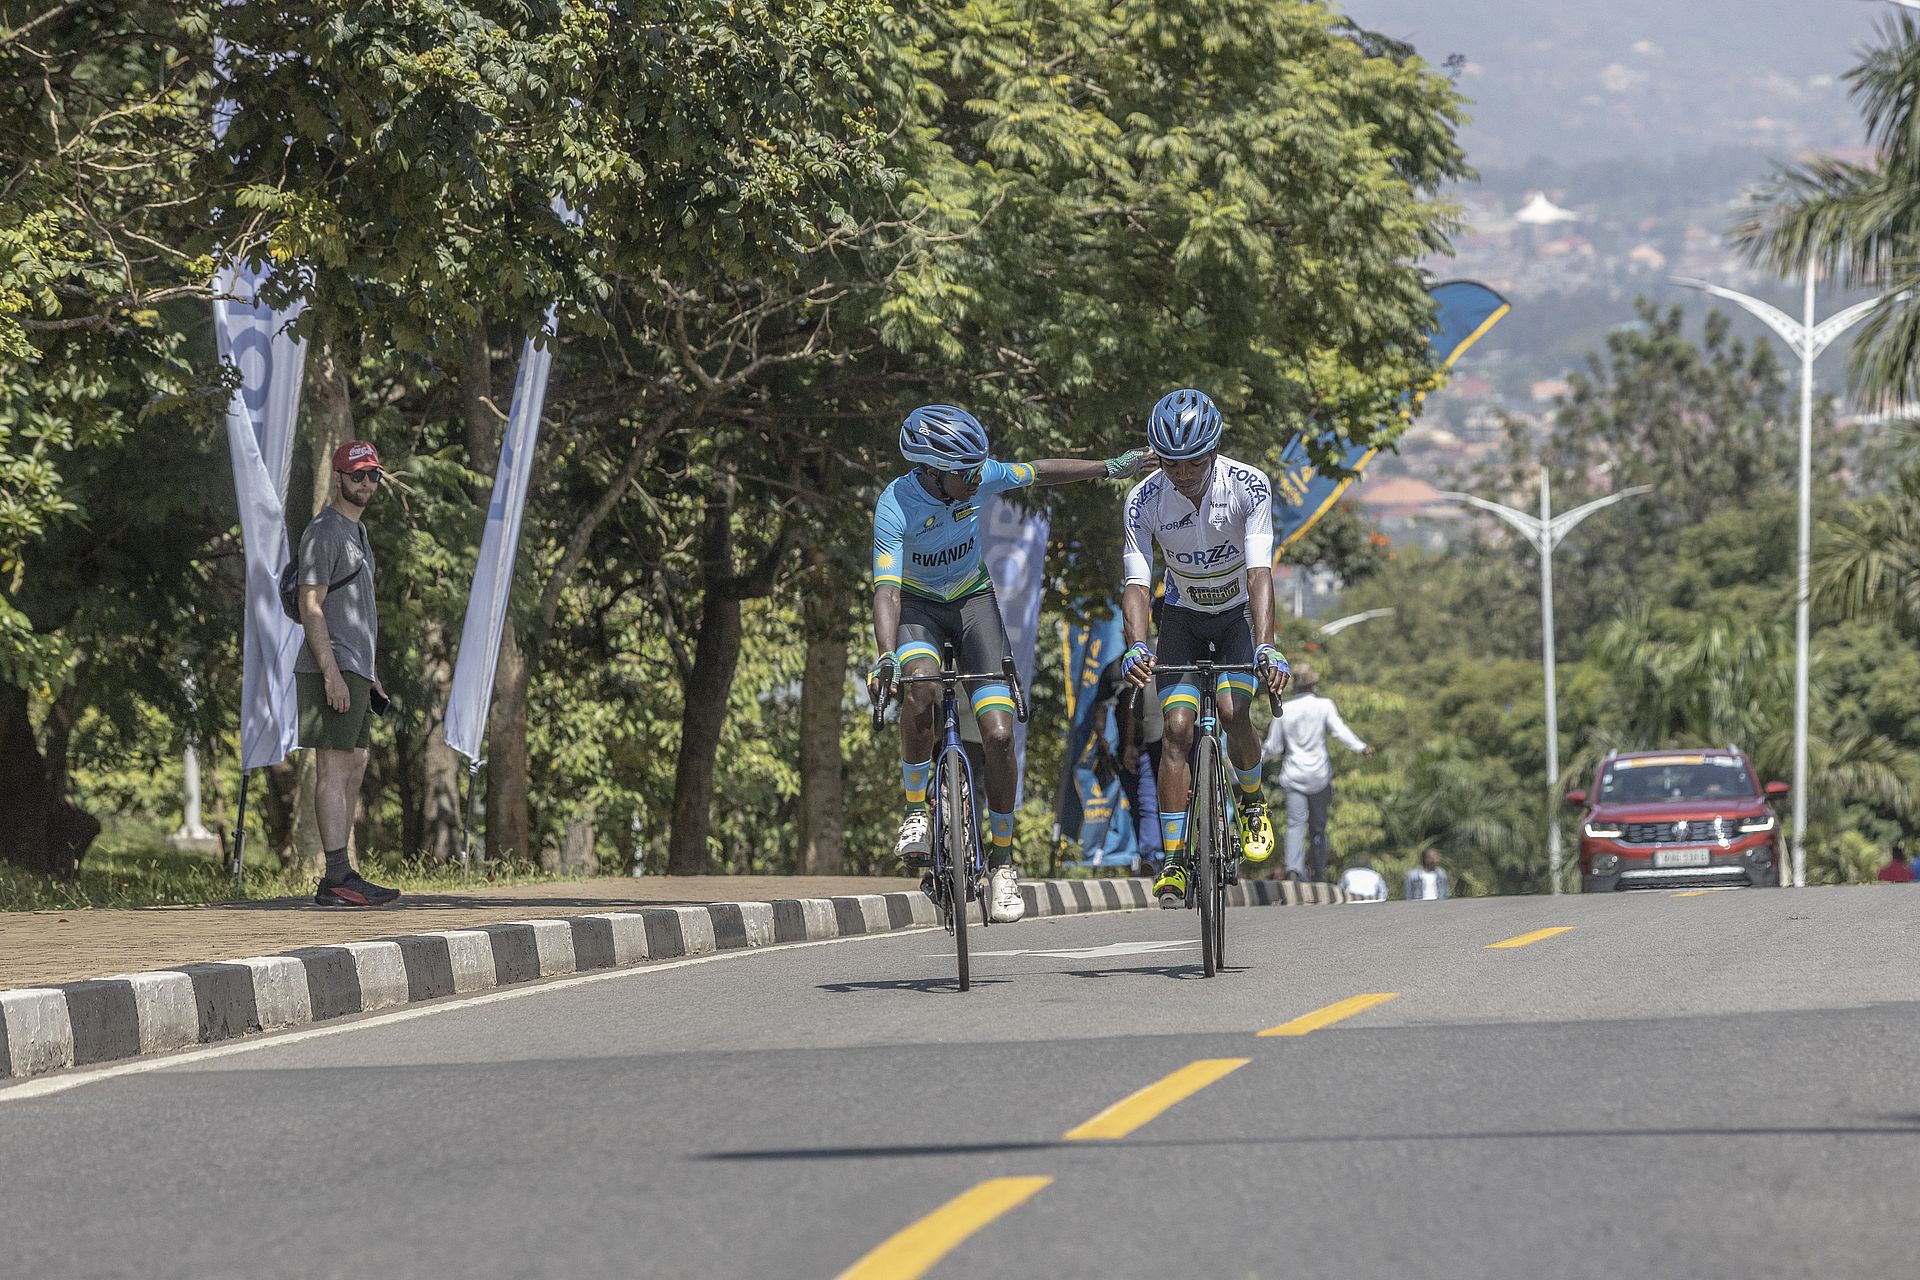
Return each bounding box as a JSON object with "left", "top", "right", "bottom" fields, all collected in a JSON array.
[
  {"left": 1515, "top": 192, "right": 1582, "bottom": 226},
  {"left": 1531, "top": 377, "right": 1572, "bottom": 404}
]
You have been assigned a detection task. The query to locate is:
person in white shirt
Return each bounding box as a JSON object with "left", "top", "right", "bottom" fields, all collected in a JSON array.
[
  {"left": 1337, "top": 854, "right": 1388, "bottom": 902},
  {"left": 1404, "top": 844, "right": 1451, "bottom": 900},
  {"left": 1259, "top": 664, "right": 1370, "bottom": 883}
]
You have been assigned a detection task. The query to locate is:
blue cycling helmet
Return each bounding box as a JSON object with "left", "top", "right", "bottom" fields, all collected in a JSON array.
[
  {"left": 1148, "top": 389, "right": 1223, "bottom": 460},
  {"left": 900, "top": 405, "right": 990, "bottom": 470}
]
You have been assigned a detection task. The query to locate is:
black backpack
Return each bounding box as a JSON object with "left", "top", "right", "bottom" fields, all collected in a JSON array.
[{"left": 278, "top": 554, "right": 363, "bottom": 622}]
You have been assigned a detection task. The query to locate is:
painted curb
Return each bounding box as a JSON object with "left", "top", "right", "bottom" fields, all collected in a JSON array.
[{"left": 0, "top": 877, "right": 1342, "bottom": 1082}]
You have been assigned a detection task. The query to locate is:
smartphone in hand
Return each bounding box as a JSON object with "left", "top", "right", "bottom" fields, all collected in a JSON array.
[{"left": 369, "top": 687, "right": 391, "bottom": 717}]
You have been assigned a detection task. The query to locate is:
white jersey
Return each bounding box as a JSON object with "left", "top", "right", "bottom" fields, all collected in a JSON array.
[{"left": 1122, "top": 455, "right": 1274, "bottom": 614}]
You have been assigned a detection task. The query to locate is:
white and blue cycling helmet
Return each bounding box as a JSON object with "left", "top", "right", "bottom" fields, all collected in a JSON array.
[
  {"left": 900, "top": 405, "right": 990, "bottom": 470},
  {"left": 1148, "top": 388, "right": 1223, "bottom": 460}
]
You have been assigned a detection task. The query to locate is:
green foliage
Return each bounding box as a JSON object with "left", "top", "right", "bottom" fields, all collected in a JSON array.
[{"left": 1736, "top": 13, "right": 1920, "bottom": 403}]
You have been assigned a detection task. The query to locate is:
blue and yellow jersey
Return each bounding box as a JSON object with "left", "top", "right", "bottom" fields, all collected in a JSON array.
[{"left": 872, "top": 460, "right": 1037, "bottom": 600}]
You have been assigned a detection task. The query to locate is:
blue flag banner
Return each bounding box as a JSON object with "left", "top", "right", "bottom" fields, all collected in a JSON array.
[
  {"left": 1271, "top": 280, "right": 1511, "bottom": 551},
  {"left": 1056, "top": 610, "right": 1135, "bottom": 866}
]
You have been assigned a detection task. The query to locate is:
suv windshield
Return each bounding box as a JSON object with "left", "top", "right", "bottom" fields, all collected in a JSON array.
[{"left": 1598, "top": 756, "right": 1756, "bottom": 803}]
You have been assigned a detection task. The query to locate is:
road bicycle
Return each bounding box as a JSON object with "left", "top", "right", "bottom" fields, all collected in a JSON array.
[
  {"left": 1153, "top": 652, "right": 1283, "bottom": 977},
  {"left": 872, "top": 646, "right": 1028, "bottom": 991}
]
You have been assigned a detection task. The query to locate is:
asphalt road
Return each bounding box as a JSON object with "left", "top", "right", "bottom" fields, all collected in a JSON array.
[{"left": 4, "top": 885, "right": 1918, "bottom": 1279}]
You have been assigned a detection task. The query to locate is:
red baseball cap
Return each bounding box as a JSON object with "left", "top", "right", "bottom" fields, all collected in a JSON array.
[{"left": 332, "top": 441, "right": 381, "bottom": 473}]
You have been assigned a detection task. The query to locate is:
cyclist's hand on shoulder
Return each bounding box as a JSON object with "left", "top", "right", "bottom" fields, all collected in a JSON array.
[
  {"left": 1121, "top": 641, "right": 1155, "bottom": 687},
  {"left": 1104, "top": 448, "right": 1159, "bottom": 480}
]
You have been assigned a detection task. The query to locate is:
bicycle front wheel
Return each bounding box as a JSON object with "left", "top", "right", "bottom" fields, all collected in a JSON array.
[
  {"left": 940, "top": 747, "right": 971, "bottom": 992},
  {"left": 1193, "top": 735, "right": 1219, "bottom": 978},
  {"left": 1213, "top": 769, "right": 1231, "bottom": 970}
]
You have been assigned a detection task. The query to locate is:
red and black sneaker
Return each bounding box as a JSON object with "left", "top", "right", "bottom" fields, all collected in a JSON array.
[{"left": 314, "top": 870, "right": 401, "bottom": 907}]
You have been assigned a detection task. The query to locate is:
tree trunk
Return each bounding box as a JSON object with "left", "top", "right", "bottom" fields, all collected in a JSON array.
[
  {"left": 548, "top": 802, "right": 598, "bottom": 877},
  {"left": 418, "top": 619, "right": 464, "bottom": 866},
  {"left": 797, "top": 581, "right": 849, "bottom": 874},
  {"left": 487, "top": 615, "right": 532, "bottom": 864},
  {"left": 263, "top": 758, "right": 298, "bottom": 864},
  {"left": 666, "top": 476, "right": 795, "bottom": 875},
  {"left": 0, "top": 686, "right": 100, "bottom": 876},
  {"left": 286, "top": 755, "right": 324, "bottom": 878},
  {"left": 667, "top": 586, "right": 743, "bottom": 876}
]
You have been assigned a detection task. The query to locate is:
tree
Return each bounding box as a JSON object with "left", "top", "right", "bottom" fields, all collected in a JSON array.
[{"left": 1735, "top": 12, "right": 1920, "bottom": 403}]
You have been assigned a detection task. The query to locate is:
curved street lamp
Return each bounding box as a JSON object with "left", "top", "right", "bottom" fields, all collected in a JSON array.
[{"left": 1440, "top": 469, "right": 1651, "bottom": 893}]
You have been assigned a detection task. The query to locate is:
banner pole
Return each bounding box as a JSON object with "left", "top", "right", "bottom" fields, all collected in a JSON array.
[
  {"left": 459, "top": 756, "right": 485, "bottom": 885},
  {"left": 231, "top": 765, "right": 249, "bottom": 899}
]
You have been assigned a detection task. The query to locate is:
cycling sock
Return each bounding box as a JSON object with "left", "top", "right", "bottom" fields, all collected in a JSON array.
[
  {"left": 902, "top": 758, "right": 932, "bottom": 808},
  {"left": 985, "top": 809, "right": 1016, "bottom": 867},
  {"left": 1233, "top": 761, "right": 1264, "bottom": 803},
  {"left": 1160, "top": 811, "right": 1189, "bottom": 865},
  {"left": 323, "top": 846, "right": 352, "bottom": 882}
]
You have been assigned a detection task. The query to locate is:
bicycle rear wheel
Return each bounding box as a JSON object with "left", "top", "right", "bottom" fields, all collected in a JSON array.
[
  {"left": 940, "top": 746, "right": 971, "bottom": 991},
  {"left": 1193, "top": 735, "right": 1219, "bottom": 978}
]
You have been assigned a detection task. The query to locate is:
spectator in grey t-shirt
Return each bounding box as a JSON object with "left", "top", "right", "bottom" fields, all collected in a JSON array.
[{"left": 294, "top": 439, "right": 399, "bottom": 907}]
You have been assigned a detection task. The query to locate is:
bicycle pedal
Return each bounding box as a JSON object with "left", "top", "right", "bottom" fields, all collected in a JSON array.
[{"left": 1224, "top": 861, "right": 1240, "bottom": 886}]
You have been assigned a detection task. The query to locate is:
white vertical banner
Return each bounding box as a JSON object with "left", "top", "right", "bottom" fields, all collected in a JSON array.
[
  {"left": 217, "top": 258, "right": 308, "bottom": 770},
  {"left": 980, "top": 497, "right": 1049, "bottom": 806},
  {"left": 443, "top": 307, "right": 561, "bottom": 762}
]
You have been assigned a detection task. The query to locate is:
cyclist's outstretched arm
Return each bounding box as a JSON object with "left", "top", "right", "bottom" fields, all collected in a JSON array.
[{"left": 1029, "top": 451, "right": 1154, "bottom": 486}]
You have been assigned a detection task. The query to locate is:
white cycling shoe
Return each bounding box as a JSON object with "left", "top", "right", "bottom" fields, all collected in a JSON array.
[
  {"left": 989, "top": 865, "right": 1025, "bottom": 923},
  {"left": 895, "top": 809, "right": 931, "bottom": 866}
]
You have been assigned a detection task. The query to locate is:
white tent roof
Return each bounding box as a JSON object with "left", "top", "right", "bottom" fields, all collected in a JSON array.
[{"left": 1515, "top": 191, "right": 1581, "bottom": 225}]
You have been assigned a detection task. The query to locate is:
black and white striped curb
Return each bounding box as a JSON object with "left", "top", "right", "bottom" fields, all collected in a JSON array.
[{"left": 0, "top": 877, "right": 1340, "bottom": 1082}]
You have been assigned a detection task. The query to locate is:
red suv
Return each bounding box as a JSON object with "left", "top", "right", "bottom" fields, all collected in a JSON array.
[{"left": 1567, "top": 749, "right": 1788, "bottom": 892}]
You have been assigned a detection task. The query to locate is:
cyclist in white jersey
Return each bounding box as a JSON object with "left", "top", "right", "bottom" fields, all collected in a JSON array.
[
  {"left": 868, "top": 405, "right": 1150, "bottom": 922},
  {"left": 1118, "top": 389, "right": 1290, "bottom": 907}
]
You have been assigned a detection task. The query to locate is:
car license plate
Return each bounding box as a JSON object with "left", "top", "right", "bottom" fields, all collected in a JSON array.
[{"left": 1655, "top": 849, "right": 1711, "bottom": 869}]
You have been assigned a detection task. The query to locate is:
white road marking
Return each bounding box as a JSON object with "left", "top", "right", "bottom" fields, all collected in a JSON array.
[
  {"left": 940, "top": 939, "right": 1198, "bottom": 961},
  {"left": 0, "top": 927, "right": 933, "bottom": 1105}
]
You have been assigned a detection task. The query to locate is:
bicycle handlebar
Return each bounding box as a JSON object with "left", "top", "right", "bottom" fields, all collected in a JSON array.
[
  {"left": 868, "top": 654, "right": 1031, "bottom": 730},
  {"left": 1149, "top": 660, "right": 1285, "bottom": 718}
]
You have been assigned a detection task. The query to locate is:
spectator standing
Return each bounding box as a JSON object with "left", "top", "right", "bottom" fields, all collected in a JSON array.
[
  {"left": 1405, "top": 845, "right": 1451, "bottom": 900},
  {"left": 295, "top": 440, "right": 400, "bottom": 907},
  {"left": 1337, "top": 854, "right": 1388, "bottom": 902},
  {"left": 1110, "top": 660, "right": 1165, "bottom": 875},
  {"left": 1876, "top": 845, "right": 1914, "bottom": 883},
  {"left": 1260, "top": 663, "right": 1371, "bottom": 882}
]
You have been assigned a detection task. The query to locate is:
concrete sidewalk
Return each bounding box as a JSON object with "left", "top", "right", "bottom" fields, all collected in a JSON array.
[
  {"left": 0, "top": 875, "right": 924, "bottom": 990},
  {"left": 1, "top": 873, "right": 1343, "bottom": 1082}
]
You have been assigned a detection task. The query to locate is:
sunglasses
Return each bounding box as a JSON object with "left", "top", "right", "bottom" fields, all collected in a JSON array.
[
  {"left": 341, "top": 468, "right": 381, "bottom": 484},
  {"left": 944, "top": 463, "right": 983, "bottom": 485}
]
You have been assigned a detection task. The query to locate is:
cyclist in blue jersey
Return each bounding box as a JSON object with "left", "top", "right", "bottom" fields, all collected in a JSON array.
[
  {"left": 1118, "top": 389, "right": 1291, "bottom": 907},
  {"left": 868, "top": 405, "right": 1151, "bottom": 922}
]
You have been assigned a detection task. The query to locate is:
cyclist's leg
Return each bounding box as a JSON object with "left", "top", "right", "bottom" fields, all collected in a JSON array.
[
  {"left": 956, "top": 590, "right": 1024, "bottom": 922},
  {"left": 892, "top": 596, "right": 953, "bottom": 865},
  {"left": 1210, "top": 605, "right": 1274, "bottom": 862},
  {"left": 1152, "top": 607, "right": 1203, "bottom": 902}
]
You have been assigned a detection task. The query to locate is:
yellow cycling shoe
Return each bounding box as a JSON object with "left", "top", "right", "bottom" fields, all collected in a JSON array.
[
  {"left": 1238, "top": 801, "right": 1275, "bottom": 863},
  {"left": 1153, "top": 863, "right": 1188, "bottom": 908}
]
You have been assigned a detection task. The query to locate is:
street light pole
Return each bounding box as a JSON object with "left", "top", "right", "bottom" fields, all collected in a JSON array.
[
  {"left": 1670, "top": 275, "right": 1885, "bottom": 888},
  {"left": 1440, "top": 470, "right": 1651, "bottom": 893},
  {"left": 1317, "top": 608, "right": 1396, "bottom": 637}
]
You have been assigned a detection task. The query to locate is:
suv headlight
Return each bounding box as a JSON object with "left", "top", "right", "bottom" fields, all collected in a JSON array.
[
  {"left": 1738, "top": 814, "right": 1777, "bottom": 834},
  {"left": 1583, "top": 822, "right": 1624, "bottom": 839}
]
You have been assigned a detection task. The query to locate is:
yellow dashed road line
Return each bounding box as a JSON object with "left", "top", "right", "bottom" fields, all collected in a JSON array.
[
  {"left": 1063, "top": 1058, "right": 1249, "bottom": 1141},
  {"left": 837, "top": 1176, "right": 1053, "bottom": 1280},
  {"left": 1258, "top": 993, "right": 1400, "bottom": 1037},
  {"left": 1486, "top": 926, "right": 1575, "bottom": 950}
]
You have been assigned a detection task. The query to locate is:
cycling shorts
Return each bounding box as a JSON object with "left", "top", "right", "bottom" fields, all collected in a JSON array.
[
  {"left": 896, "top": 588, "right": 1017, "bottom": 722},
  {"left": 1153, "top": 603, "right": 1258, "bottom": 717}
]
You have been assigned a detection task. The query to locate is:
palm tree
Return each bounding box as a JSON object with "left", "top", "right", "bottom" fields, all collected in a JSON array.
[{"left": 1735, "top": 14, "right": 1920, "bottom": 403}]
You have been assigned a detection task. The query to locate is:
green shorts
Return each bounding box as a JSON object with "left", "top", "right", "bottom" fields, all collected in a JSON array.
[{"left": 297, "top": 671, "right": 373, "bottom": 751}]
